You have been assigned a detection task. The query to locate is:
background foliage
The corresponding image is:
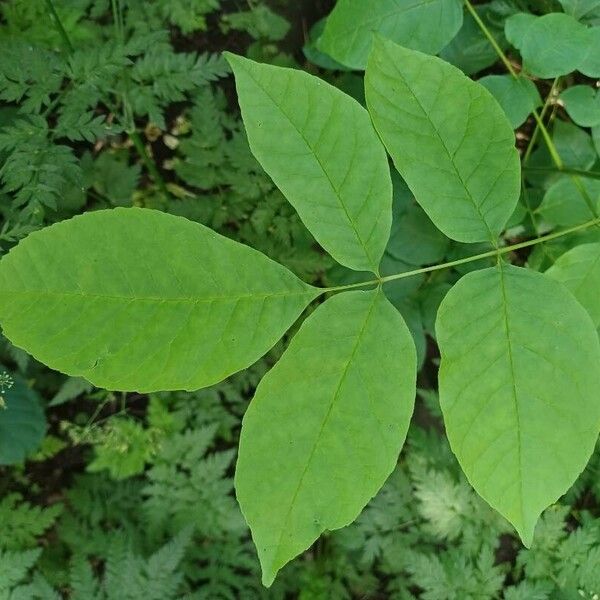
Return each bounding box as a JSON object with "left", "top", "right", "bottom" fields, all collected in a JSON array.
[{"left": 1, "top": 0, "right": 600, "bottom": 597}]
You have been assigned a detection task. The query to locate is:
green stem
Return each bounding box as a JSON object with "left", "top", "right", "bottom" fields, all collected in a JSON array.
[
  {"left": 523, "top": 78, "right": 559, "bottom": 165},
  {"left": 129, "top": 130, "right": 170, "bottom": 200},
  {"left": 87, "top": 187, "right": 115, "bottom": 206},
  {"left": 44, "top": 0, "right": 75, "bottom": 54},
  {"left": 381, "top": 219, "right": 597, "bottom": 283},
  {"left": 524, "top": 166, "right": 600, "bottom": 181},
  {"left": 111, "top": 0, "right": 123, "bottom": 43},
  {"left": 324, "top": 217, "right": 600, "bottom": 292},
  {"left": 108, "top": 1, "right": 168, "bottom": 201},
  {"left": 521, "top": 80, "right": 559, "bottom": 236},
  {"left": 531, "top": 112, "right": 564, "bottom": 167},
  {"left": 323, "top": 280, "right": 379, "bottom": 293},
  {"left": 531, "top": 111, "right": 599, "bottom": 219},
  {"left": 463, "top": 0, "right": 517, "bottom": 77}
]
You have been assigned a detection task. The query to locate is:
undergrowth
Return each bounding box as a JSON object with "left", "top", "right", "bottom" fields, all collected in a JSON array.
[{"left": 1, "top": 0, "right": 600, "bottom": 598}]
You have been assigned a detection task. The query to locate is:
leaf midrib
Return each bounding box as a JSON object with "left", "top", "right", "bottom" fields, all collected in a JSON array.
[
  {"left": 241, "top": 65, "right": 379, "bottom": 272},
  {"left": 381, "top": 47, "right": 498, "bottom": 243},
  {"left": 0, "top": 289, "right": 316, "bottom": 304},
  {"left": 324, "top": 0, "right": 439, "bottom": 40},
  {"left": 270, "top": 291, "right": 379, "bottom": 572},
  {"left": 497, "top": 261, "right": 525, "bottom": 529}
]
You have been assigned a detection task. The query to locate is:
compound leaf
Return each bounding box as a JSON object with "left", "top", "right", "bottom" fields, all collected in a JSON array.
[
  {"left": 226, "top": 53, "right": 392, "bottom": 274},
  {"left": 236, "top": 289, "right": 416, "bottom": 586},
  {"left": 318, "top": 0, "right": 463, "bottom": 70},
  {"left": 0, "top": 208, "right": 318, "bottom": 392},
  {"left": 365, "top": 38, "right": 520, "bottom": 244},
  {"left": 545, "top": 242, "right": 600, "bottom": 328},
  {"left": 436, "top": 263, "right": 600, "bottom": 545}
]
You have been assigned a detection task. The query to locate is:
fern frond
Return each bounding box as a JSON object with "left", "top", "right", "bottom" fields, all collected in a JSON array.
[
  {"left": 0, "top": 139, "right": 82, "bottom": 216},
  {"left": 60, "top": 44, "right": 130, "bottom": 117},
  {"left": 69, "top": 556, "right": 100, "bottom": 600},
  {"left": 155, "top": 0, "right": 220, "bottom": 34},
  {"left": 0, "top": 115, "right": 48, "bottom": 152},
  {"left": 144, "top": 528, "right": 192, "bottom": 599},
  {"left": 220, "top": 5, "right": 290, "bottom": 41},
  {"left": 55, "top": 111, "right": 119, "bottom": 143},
  {"left": 142, "top": 426, "right": 243, "bottom": 538},
  {"left": 0, "top": 39, "right": 63, "bottom": 112},
  {"left": 131, "top": 50, "right": 227, "bottom": 127},
  {"left": 0, "top": 548, "right": 41, "bottom": 591},
  {"left": 0, "top": 493, "right": 62, "bottom": 551},
  {"left": 10, "top": 572, "right": 61, "bottom": 600}
]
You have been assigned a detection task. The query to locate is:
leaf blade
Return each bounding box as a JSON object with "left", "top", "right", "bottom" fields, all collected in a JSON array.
[
  {"left": 365, "top": 38, "right": 521, "bottom": 244},
  {"left": 318, "top": 0, "right": 463, "bottom": 70},
  {"left": 545, "top": 242, "right": 600, "bottom": 328},
  {"left": 0, "top": 208, "right": 318, "bottom": 392},
  {"left": 478, "top": 75, "right": 541, "bottom": 129},
  {"left": 236, "top": 289, "right": 416, "bottom": 585},
  {"left": 226, "top": 53, "right": 392, "bottom": 274},
  {"left": 537, "top": 177, "right": 600, "bottom": 227},
  {"left": 506, "top": 13, "right": 589, "bottom": 78},
  {"left": 559, "top": 85, "right": 600, "bottom": 127},
  {"left": 436, "top": 263, "right": 600, "bottom": 545}
]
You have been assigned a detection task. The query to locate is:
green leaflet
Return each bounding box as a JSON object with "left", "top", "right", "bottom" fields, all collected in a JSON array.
[
  {"left": 365, "top": 38, "right": 520, "bottom": 244},
  {"left": 529, "top": 229, "right": 600, "bottom": 273},
  {"left": 0, "top": 376, "right": 46, "bottom": 465},
  {"left": 528, "top": 119, "right": 600, "bottom": 183},
  {"left": 317, "top": 0, "right": 463, "bottom": 70},
  {"left": 504, "top": 13, "right": 536, "bottom": 48},
  {"left": 225, "top": 53, "right": 392, "bottom": 274},
  {"left": 537, "top": 177, "right": 600, "bottom": 226},
  {"left": 387, "top": 200, "right": 449, "bottom": 266},
  {"left": 236, "top": 289, "right": 416, "bottom": 586},
  {"left": 517, "top": 14, "right": 586, "bottom": 78},
  {"left": 535, "top": 177, "right": 600, "bottom": 227},
  {"left": 478, "top": 75, "right": 541, "bottom": 129},
  {"left": 505, "top": 12, "right": 600, "bottom": 78},
  {"left": 552, "top": 120, "right": 598, "bottom": 171},
  {"left": 436, "top": 263, "right": 600, "bottom": 545},
  {"left": 558, "top": 0, "right": 600, "bottom": 20},
  {"left": 0, "top": 208, "right": 318, "bottom": 392},
  {"left": 560, "top": 85, "right": 600, "bottom": 127},
  {"left": 303, "top": 18, "right": 351, "bottom": 71},
  {"left": 545, "top": 242, "right": 600, "bottom": 328},
  {"left": 581, "top": 27, "right": 600, "bottom": 76}
]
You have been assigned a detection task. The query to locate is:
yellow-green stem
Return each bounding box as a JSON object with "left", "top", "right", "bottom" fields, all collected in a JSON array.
[
  {"left": 324, "top": 217, "right": 600, "bottom": 293},
  {"left": 44, "top": 0, "right": 74, "bottom": 53}
]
